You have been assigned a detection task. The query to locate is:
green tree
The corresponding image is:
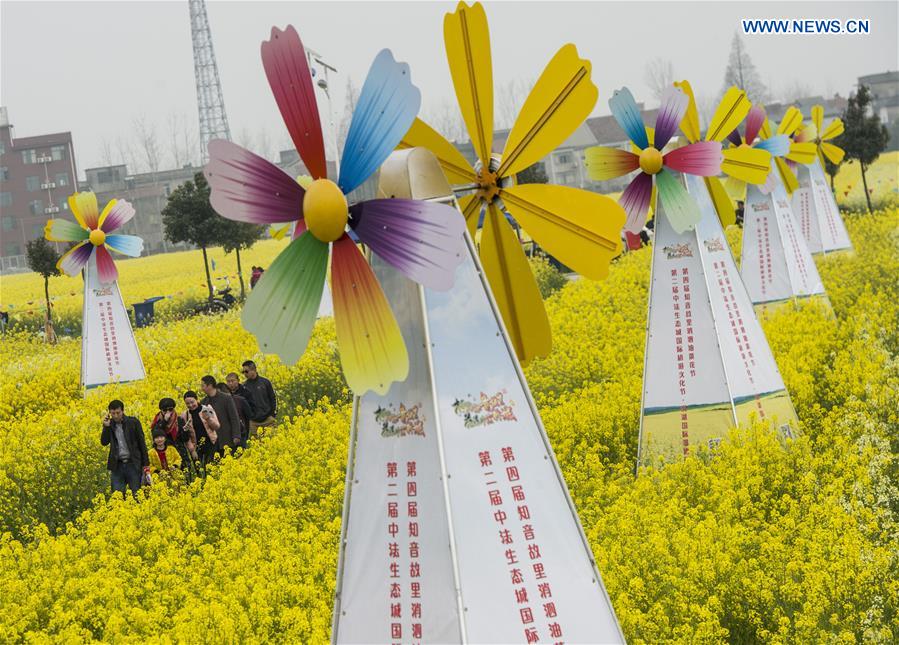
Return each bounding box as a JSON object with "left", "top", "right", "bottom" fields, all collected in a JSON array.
[
  {"left": 162, "top": 172, "right": 220, "bottom": 300},
  {"left": 515, "top": 162, "right": 548, "bottom": 185},
  {"left": 840, "top": 85, "right": 889, "bottom": 214},
  {"left": 219, "top": 218, "right": 265, "bottom": 300},
  {"left": 823, "top": 156, "right": 841, "bottom": 192},
  {"left": 25, "top": 238, "right": 61, "bottom": 324}
]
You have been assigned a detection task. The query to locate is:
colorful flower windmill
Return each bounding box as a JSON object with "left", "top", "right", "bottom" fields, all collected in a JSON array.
[
  {"left": 725, "top": 106, "right": 817, "bottom": 199},
  {"left": 585, "top": 86, "right": 723, "bottom": 234},
  {"left": 399, "top": 1, "right": 625, "bottom": 364},
  {"left": 44, "top": 192, "right": 143, "bottom": 283},
  {"left": 794, "top": 105, "right": 846, "bottom": 167},
  {"left": 674, "top": 81, "right": 772, "bottom": 227},
  {"left": 205, "top": 26, "right": 466, "bottom": 395}
]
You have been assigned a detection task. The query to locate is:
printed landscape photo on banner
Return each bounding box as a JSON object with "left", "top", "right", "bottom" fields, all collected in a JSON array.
[{"left": 0, "top": 0, "right": 897, "bottom": 643}]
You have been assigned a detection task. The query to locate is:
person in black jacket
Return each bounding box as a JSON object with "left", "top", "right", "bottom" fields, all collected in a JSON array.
[
  {"left": 220, "top": 380, "right": 252, "bottom": 448},
  {"left": 241, "top": 360, "right": 277, "bottom": 438},
  {"left": 100, "top": 400, "right": 149, "bottom": 498}
]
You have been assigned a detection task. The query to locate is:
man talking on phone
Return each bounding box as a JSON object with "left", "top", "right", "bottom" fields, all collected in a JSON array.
[{"left": 100, "top": 400, "right": 149, "bottom": 498}]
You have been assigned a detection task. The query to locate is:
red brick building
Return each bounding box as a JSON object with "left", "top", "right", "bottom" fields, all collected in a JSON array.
[{"left": 0, "top": 107, "right": 79, "bottom": 272}]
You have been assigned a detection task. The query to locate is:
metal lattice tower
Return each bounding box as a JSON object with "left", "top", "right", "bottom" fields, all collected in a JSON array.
[{"left": 189, "top": 0, "right": 231, "bottom": 163}]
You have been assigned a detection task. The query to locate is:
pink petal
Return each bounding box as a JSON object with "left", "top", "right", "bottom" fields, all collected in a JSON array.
[{"left": 663, "top": 141, "right": 722, "bottom": 177}]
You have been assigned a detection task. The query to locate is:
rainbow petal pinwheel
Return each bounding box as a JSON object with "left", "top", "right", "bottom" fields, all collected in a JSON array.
[
  {"left": 585, "top": 86, "right": 723, "bottom": 234},
  {"left": 794, "top": 104, "right": 846, "bottom": 167},
  {"left": 674, "top": 81, "right": 772, "bottom": 227},
  {"left": 205, "top": 25, "right": 465, "bottom": 395},
  {"left": 44, "top": 192, "right": 143, "bottom": 284},
  {"left": 726, "top": 106, "right": 817, "bottom": 198},
  {"left": 399, "top": 1, "right": 625, "bottom": 364}
]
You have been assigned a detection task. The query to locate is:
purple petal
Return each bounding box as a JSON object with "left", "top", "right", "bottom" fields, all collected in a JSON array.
[
  {"left": 204, "top": 139, "right": 304, "bottom": 224},
  {"left": 58, "top": 241, "right": 94, "bottom": 277},
  {"left": 744, "top": 106, "right": 766, "bottom": 144},
  {"left": 100, "top": 199, "right": 136, "bottom": 233},
  {"left": 727, "top": 129, "right": 743, "bottom": 147},
  {"left": 664, "top": 141, "right": 722, "bottom": 177},
  {"left": 654, "top": 86, "right": 690, "bottom": 149},
  {"left": 349, "top": 199, "right": 466, "bottom": 291},
  {"left": 619, "top": 172, "right": 653, "bottom": 234}
]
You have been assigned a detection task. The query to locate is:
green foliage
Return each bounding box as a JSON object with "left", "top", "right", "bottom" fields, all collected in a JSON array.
[
  {"left": 529, "top": 253, "right": 568, "bottom": 299},
  {"left": 0, "top": 207, "right": 896, "bottom": 642},
  {"left": 840, "top": 85, "right": 891, "bottom": 214},
  {"left": 24, "top": 238, "right": 62, "bottom": 322}
]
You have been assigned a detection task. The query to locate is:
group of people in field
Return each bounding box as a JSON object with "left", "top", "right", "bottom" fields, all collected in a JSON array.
[{"left": 99, "top": 360, "right": 277, "bottom": 496}]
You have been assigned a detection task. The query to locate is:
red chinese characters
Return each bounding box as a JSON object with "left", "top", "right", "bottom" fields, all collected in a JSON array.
[
  {"left": 671, "top": 268, "right": 693, "bottom": 455},
  {"left": 385, "top": 460, "right": 422, "bottom": 641},
  {"left": 479, "top": 447, "right": 563, "bottom": 642}
]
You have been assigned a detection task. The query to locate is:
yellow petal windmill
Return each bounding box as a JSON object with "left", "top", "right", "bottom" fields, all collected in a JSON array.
[
  {"left": 400, "top": 1, "right": 625, "bottom": 364},
  {"left": 789, "top": 106, "right": 853, "bottom": 253},
  {"left": 726, "top": 105, "right": 827, "bottom": 308}
]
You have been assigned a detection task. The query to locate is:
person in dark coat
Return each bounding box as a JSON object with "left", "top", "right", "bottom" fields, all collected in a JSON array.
[
  {"left": 241, "top": 360, "right": 277, "bottom": 438},
  {"left": 200, "top": 375, "right": 241, "bottom": 454},
  {"left": 100, "top": 399, "right": 149, "bottom": 498},
  {"left": 221, "top": 379, "right": 252, "bottom": 448}
]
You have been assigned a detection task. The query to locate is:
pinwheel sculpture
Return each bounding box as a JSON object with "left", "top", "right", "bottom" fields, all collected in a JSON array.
[
  {"left": 205, "top": 26, "right": 465, "bottom": 395},
  {"left": 790, "top": 106, "right": 853, "bottom": 253},
  {"left": 585, "top": 85, "right": 723, "bottom": 233},
  {"left": 400, "top": 1, "right": 625, "bottom": 364},
  {"left": 797, "top": 105, "right": 846, "bottom": 168},
  {"left": 674, "top": 81, "right": 771, "bottom": 226},
  {"left": 45, "top": 192, "right": 143, "bottom": 282},
  {"left": 729, "top": 107, "right": 827, "bottom": 307},
  {"left": 634, "top": 80, "right": 797, "bottom": 464},
  {"left": 45, "top": 192, "right": 146, "bottom": 388}
]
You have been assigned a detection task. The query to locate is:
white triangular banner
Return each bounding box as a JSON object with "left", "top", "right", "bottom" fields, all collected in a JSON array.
[
  {"left": 791, "top": 159, "right": 853, "bottom": 254},
  {"left": 332, "top": 149, "right": 623, "bottom": 644},
  {"left": 81, "top": 254, "right": 146, "bottom": 389},
  {"left": 741, "top": 171, "right": 826, "bottom": 307}
]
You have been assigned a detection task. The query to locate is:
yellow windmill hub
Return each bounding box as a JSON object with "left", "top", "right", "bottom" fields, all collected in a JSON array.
[
  {"left": 476, "top": 167, "right": 501, "bottom": 202},
  {"left": 89, "top": 229, "right": 106, "bottom": 246},
  {"left": 303, "top": 178, "right": 348, "bottom": 242},
  {"left": 639, "top": 147, "right": 663, "bottom": 175}
]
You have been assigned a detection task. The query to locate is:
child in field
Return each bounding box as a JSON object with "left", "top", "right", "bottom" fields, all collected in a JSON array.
[{"left": 148, "top": 427, "right": 182, "bottom": 475}]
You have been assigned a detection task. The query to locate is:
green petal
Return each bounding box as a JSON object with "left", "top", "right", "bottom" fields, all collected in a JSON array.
[
  {"left": 656, "top": 169, "right": 701, "bottom": 234},
  {"left": 241, "top": 231, "right": 329, "bottom": 365},
  {"left": 45, "top": 218, "right": 89, "bottom": 243}
]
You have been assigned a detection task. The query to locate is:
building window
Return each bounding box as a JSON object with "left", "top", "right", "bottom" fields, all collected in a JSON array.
[
  {"left": 5, "top": 242, "right": 21, "bottom": 256},
  {"left": 51, "top": 145, "right": 66, "bottom": 161},
  {"left": 21, "top": 149, "right": 38, "bottom": 164},
  {"left": 60, "top": 198, "right": 69, "bottom": 210},
  {"left": 0, "top": 167, "right": 8, "bottom": 181},
  {"left": 29, "top": 199, "right": 43, "bottom": 215},
  {"left": 0, "top": 141, "right": 5, "bottom": 155},
  {"left": 557, "top": 153, "right": 571, "bottom": 164},
  {"left": 56, "top": 173, "right": 69, "bottom": 187},
  {"left": 26, "top": 176, "right": 41, "bottom": 192},
  {"left": 2, "top": 215, "right": 13, "bottom": 230},
  {"left": 0, "top": 192, "right": 11, "bottom": 207}
]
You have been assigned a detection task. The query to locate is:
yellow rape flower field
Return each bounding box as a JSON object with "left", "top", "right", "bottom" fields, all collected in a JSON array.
[{"left": 0, "top": 199, "right": 898, "bottom": 640}]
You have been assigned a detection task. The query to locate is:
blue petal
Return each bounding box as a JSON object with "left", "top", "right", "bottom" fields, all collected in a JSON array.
[
  {"left": 754, "top": 134, "right": 791, "bottom": 158},
  {"left": 105, "top": 234, "right": 144, "bottom": 257},
  {"left": 609, "top": 87, "right": 649, "bottom": 150},
  {"left": 337, "top": 49, "right": 421, "bottom": 195}
]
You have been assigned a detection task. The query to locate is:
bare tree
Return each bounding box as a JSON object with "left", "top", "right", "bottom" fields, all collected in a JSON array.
[
  {"left": 255, "top": 127, "right": 273, "bottom": 162},
  {"left": 132, "top": 116, "right": 162, "bottom": 175},
  {"left": 99, "top": 138, "right": 116, "bottom": 168},
  {"left": 780, "top": 79, "right": 813, "bottom": 103},
  {"left": 337, "top": 76, "right": 360, "bottom": 155},
  {"left": 644, "top": 57, "right": 675, "bottom": 102},
  {"left": 722, "top": 32, "right": 768, "bottom": 104},
  {"left": 166, "top": 111, "right": 197, "bottom": 169},
  {"left": 426, "top": 97, "right": 468, "bottom": 143}
]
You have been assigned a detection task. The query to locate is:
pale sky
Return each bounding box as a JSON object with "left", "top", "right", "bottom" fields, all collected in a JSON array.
[{"left": 1, "top": 0, "right": 896, "bottom": 176}]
